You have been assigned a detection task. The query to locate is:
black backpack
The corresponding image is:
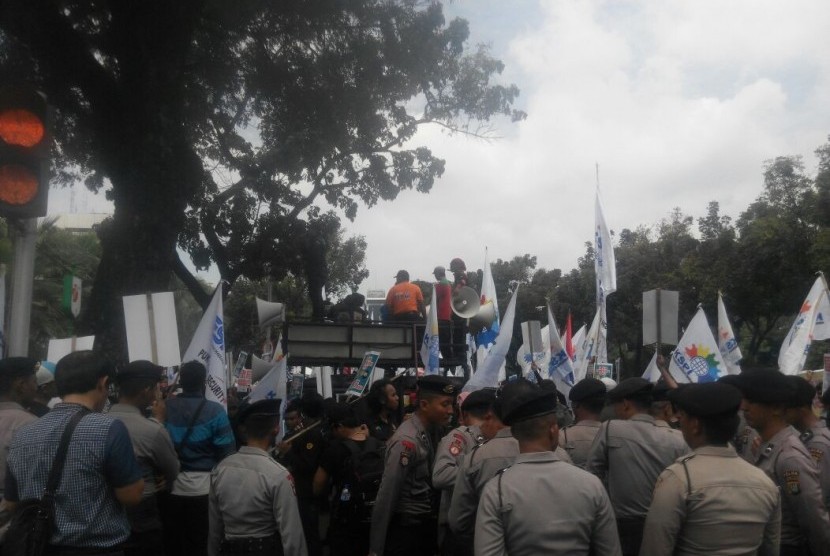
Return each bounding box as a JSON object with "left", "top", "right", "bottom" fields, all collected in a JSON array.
[{"left": 333, "top": 437, "right": 385, "bottom": 524}]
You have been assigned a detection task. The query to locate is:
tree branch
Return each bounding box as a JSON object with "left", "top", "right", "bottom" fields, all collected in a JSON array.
[{"left": 173, "top": 252, "right": 212, "bottom": 309}]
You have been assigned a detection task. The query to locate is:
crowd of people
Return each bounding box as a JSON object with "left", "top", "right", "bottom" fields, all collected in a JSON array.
[{"left": 1, "top": 351, "right": 830, "bottom": 556}]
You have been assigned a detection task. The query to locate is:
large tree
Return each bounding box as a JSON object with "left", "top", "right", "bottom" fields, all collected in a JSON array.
[{"left": 0, "top": 1, "right": 524, "bottom": 360}]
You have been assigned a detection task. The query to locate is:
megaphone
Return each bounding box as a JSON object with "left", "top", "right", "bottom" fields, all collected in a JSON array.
[
  {"left": 469, "top": 300, "right": 497, "bottom": 335},
  {"left": 251, "top": 354, "right": 275, "bottom": 382},
  {"left": 451, "top": 286, "right": 481, "bottom": 319},
  {"left": 256, "top": 298, "right": 285, "bottom": 328}
]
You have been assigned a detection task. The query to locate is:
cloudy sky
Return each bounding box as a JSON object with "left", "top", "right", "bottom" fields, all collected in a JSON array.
[{"left": 49, "top": 0, "right": 830, "bottom": 294}]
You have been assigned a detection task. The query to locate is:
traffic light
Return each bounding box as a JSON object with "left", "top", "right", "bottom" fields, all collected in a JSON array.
[{"left": 0, "top": 85, "right": 49, "bottom": 219}]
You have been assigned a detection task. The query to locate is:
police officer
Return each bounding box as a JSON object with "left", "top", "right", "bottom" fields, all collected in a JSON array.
[
  {"left": 208, "top": 399, "right": 307, "bottom": 556},
  {"left": 786, "top": 375, "right": 830, "bottom": 510},
  {"left": 369, "top": 375, "right": 456, "bottom": 556},
  {"left": 109, "top": 360, "right": 180, "bottom": 556},
  {"left": 736, "top": 368, "right": 830, "bottom": 556},
  {"left": 475, "top": 389, "right": 621, "bottom": 556},
  {"left": 559, "top": 378, "right": 605, "bottom": 468},
  {"left": 432, "top": 389, "right": 490, "bottom": 554},
  {"left": 585, "top": 377, "right": 688, "bottom": 556},
  {"left": 720, "top": 374, "right": 762, "bottom": 462},
  {"left": 640, "top": 382, "right": 781, "bottom": 556}
]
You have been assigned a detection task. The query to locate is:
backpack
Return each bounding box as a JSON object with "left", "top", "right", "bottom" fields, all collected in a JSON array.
[{"left": 333, "top": 437, "right": 385, "bottom": 524}]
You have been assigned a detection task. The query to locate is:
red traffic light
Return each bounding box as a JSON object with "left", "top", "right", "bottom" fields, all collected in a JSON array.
[
  {"left": 0, "top": 109, "right": 45, "bottom": 148},
  {"left": 0, "top": 86, "right": 49, "bottom": 219}
]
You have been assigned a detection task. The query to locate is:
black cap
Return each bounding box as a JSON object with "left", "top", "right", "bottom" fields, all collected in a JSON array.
[
  {"left": 418, "top": 375, "right": 457, "bottom": 396},
  {"left": 717, "top": 374, "right": 742, "bottom": 388},
  {"left": 569, "top": 378, "right": 606, "bottom": 403},
  {"left": 0, "top": 357, "right": 39, "bottom": 379},
  {"left": 502, "top": 389, "right": 558, "bottom": 425},
  {"left": 462, "top": 388, "right": 496, "bottom": 412},
  {"left": 668, "top": 383, "right": 742, "bottom": 417},
  {"left": 238, "top": 398, "right": 282, "bottom": 424},
  {"left": 734, "top": 369, "right": 793, "bottom": 405},
  {"left": 652, "top": 380, "right": 673, "bottom": 402},
  {"left": 119, "top": 360, "right": 165, "bottom": 381},
  {"left": 786, "top": 376, "right": 816, "bottom": 408},
  {"left": 607, "top": 377, "right": 654, "bottom": 403},
  {"left": 395, "top": 270, "right": 409, "bottom": 280}
]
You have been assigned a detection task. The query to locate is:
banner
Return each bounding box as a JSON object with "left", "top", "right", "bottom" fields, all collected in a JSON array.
[
  {"left": 182, "top": 285, "right": 227, "bottom": 407},
  {"left": 345, "top": 351, "right": 381, "bottom": 397},
  {"left": 669, "top": 307, "right": 727, "bottom": 383},
  {"left": 717, "top": 292, "right": 742, "bottom": 373},
  {"left": 779, "top": 277, "right": 829, "bottom": 375},
  {"left": 463, "top": 286, "right": 518, "bottom": 393},
  {"left": 420, "top": 292, "right": 440, "bottom": 375}
]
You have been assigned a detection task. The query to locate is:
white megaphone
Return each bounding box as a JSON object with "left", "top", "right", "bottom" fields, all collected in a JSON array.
[
  {"left": 256, "top": 298, "right": 285, "bottom": 328},
  {"left": 251, "top": 354, "right": 276, "bottom": 382}
]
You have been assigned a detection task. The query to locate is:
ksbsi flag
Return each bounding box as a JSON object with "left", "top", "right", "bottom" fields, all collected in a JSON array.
[
  {"left": 463, "top": 286, "right": 518, "bottom": 393},
  {"left": 421, "top": 292, "right": 440, "bottom": 375},
  {"left": 475, "top": 249, "right": 501, "bottom": 357},
  {"left": 595, "top": 190, "right": 616, "bottom": 365},
  {"left": 717, "top": 292, "right": 742, "bottom": 373},
  {"left": 547, "top": 305, "right": 575, "bottom": 388},
  {"left": 669, "top": 307, "right": 727, "bottom": 384},
  {"left": 574, "top": 309, "right": 602, "bottom": 383},
  {"left": 182, "top": 284, "right": 227, "bottom": 408},
  {"left": 779, "top": 276, "right": 830, "bottom": 374}
]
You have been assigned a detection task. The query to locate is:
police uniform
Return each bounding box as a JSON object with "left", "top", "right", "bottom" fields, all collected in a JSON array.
[
  {"left": 208, "top": 399, "right": 307, "bottom": 556},
  {"left": 640, "top": 383, "right": 781, "bottom": 556},
  {"left": 474, "top": 390, "right": 621, "bottom": 556},
  {"left": 109, "top": 361, "right": 181, "bottom": 555},
  {"left": 787, "top": 374, "right": 830, "bottom": 510},
  {"left": 369, "top": 376, "right": 456, "bottom": 556},
  {"left": 432, "top": 390, "right": 489, "bottom": 553},
  {"left": 737, "top": 368, "right": 830, "bottom": 556},
  {"left": 559, "top": 378, "right": 605, "bottom": 468},
  {"left": 584, "top": 378, "right": 688, "bottom": 556}
]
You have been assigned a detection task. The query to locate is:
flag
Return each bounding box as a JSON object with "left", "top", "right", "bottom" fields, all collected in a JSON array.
[
  {"left": 547, "top": 305, "right": 575, "bottom": 387},
  {"left": 669, "top": 307, "right": 727, "bottom": 383},
  {"left": 421, "top": 292, "right": 440, "bottom": 375},
  {"left": 812, "top": 275, "right": 830, "bottom": 341},
  {"left": 463, "top": 286, "right": 518, "bottom": 393},
  {"left": 569, "top": 324, "right": 587, "bottom": 363},
  {"left": 475, "top": 250, "right": 500, "bottom": 350},
  {"left": 779, "top": 277, "right": 830, "bottom": 375},
  {"left": 574, "top": 309, "right": 602, "bottom": 383},
  {"left": 249, "top": 355, "right": 289, "bottom": 441},
  {"left": 564, "top": 312, "right": 574, "bottom": 360},
  {"left": 595, "top": 190, "right": 616, "bottom": 364},
  {"left": 182, "top": 284, "right": 227, "bottom": 408},
  {"left": 517, "top": 325, "right": 549, "bottom": 372},
  {"left": 642, "top": 352, "right": 661, "bottom": 383},
  {"left": 717, "top": 292, "right": 742, "bottom": 373}
]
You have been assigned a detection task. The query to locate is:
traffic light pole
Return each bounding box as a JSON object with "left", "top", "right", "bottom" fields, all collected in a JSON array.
[{"left": 7, "top": 217, "right": 36, "bottom": 356}]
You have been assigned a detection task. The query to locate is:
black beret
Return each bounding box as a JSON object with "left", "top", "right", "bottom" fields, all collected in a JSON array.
[
  {"left": 569, "top": 378, "right": 605, "bottom": 402},
  {"left": 462, "top": 388, "right": 496, "bottom": 412},
  {"left": 119, "top": 360, "right": 165, "bottom": 381},
  {"left": 717, "top": 374, "right": 742, "bottom": 388},
  {"left": 418, "top": 375, "right": 457, "bottom": 396},
  {"left": 668, "top": 383, "right": 742, "bottom": 417},
  {"left": 502, "top": 389, "right": 558, "bottom": 425},
  {"left": 786, "top": 376, "right": 816, "bottom": 408},
  {"left": 607, "top": 378, "right": 654, "bottom": 403},
  {"left": 735, "top": 369, "right": 794, "bottom": 405},
  {"left": 238, "top": 398, "right": 281, "bottom": 424},
  {"left": 652, "top": 381, "right": 673, "bottom": 402},
  {"left": 0, "top": 357, "right": 39, "bottom": 378}
]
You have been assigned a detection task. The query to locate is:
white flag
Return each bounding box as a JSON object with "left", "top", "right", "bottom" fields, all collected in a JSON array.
[
  {"left": 475, "top": 250, "right": 501, "bottom": 352},
  {"left": 182, "top": 285, "right": 227, "bottom": 408},
  {"left": 569, "top": 324, "right": 587, "bottom": 363},
  {"left": 717, "top": 293, "right": 742, "bottom": 373},
  {"left": 573, "top": 309, "right": 602, "bottom": 383},
  {"left": 517, "top": 325, "right": 549, "bottom": 372},
  {"left": 595, "top": 190, "right": 616, "bottom": 364},
  {"left": 547, "top": 305, "right": 575, "bottom": 387},
  {"left": 669, "top": 307, "right": 727, "bottom": 383},
  {"left": 421, "top": 291, "right": 440, "bottom": 375},
  {"left": 779, "top": 277, "right": 829, "bottom": 375},
  {"left": 812, "top": 277, "right": 830, "bottom": 341},
  {"left": 463, "top": 286, "right": 518, "bottom": 393},
  {"left": 642, "top": 352, "right": 661, "bottom": 383},
  {"left": 248, "top": 355, "right": 289, "bottom": 441}
]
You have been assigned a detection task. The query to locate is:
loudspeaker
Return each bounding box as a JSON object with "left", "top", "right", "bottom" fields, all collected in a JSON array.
[
  {"left": 451, "top": 286, "right": 481, "bottom": 319},
  {"left": 256, "top": 298, "right": 285, "bottom": 328}
]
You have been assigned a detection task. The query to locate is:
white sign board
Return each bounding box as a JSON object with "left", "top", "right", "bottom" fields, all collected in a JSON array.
[
  {"left": 47, "top": 335, "right": 95, "bottom": 363},
  {"left": 643, "top": 289, "right": 679, "bottom": 346},
  {"left": 123, "top": 292, "right": 181, "bottom": 366}
]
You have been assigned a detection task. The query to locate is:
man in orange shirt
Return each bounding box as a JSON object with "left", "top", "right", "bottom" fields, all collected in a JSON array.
[{"left": 386, "top": 270, "right": 425, "bottom": 323}]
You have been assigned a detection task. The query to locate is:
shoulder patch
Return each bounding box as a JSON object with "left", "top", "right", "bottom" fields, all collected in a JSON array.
[
  {"left": 401, "top": 440, "right": 416, "bottom": 453},
  {"left": 784, "top": 470, "right": 801, "bottom": 495},
  {"left": 810, "top": 448, "right": 824, "bottom": 464}
]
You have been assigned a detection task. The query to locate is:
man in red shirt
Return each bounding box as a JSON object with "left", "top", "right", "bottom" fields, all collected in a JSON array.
[{"left": 385, "top": 270, "right": 425, "bottom": 322}]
